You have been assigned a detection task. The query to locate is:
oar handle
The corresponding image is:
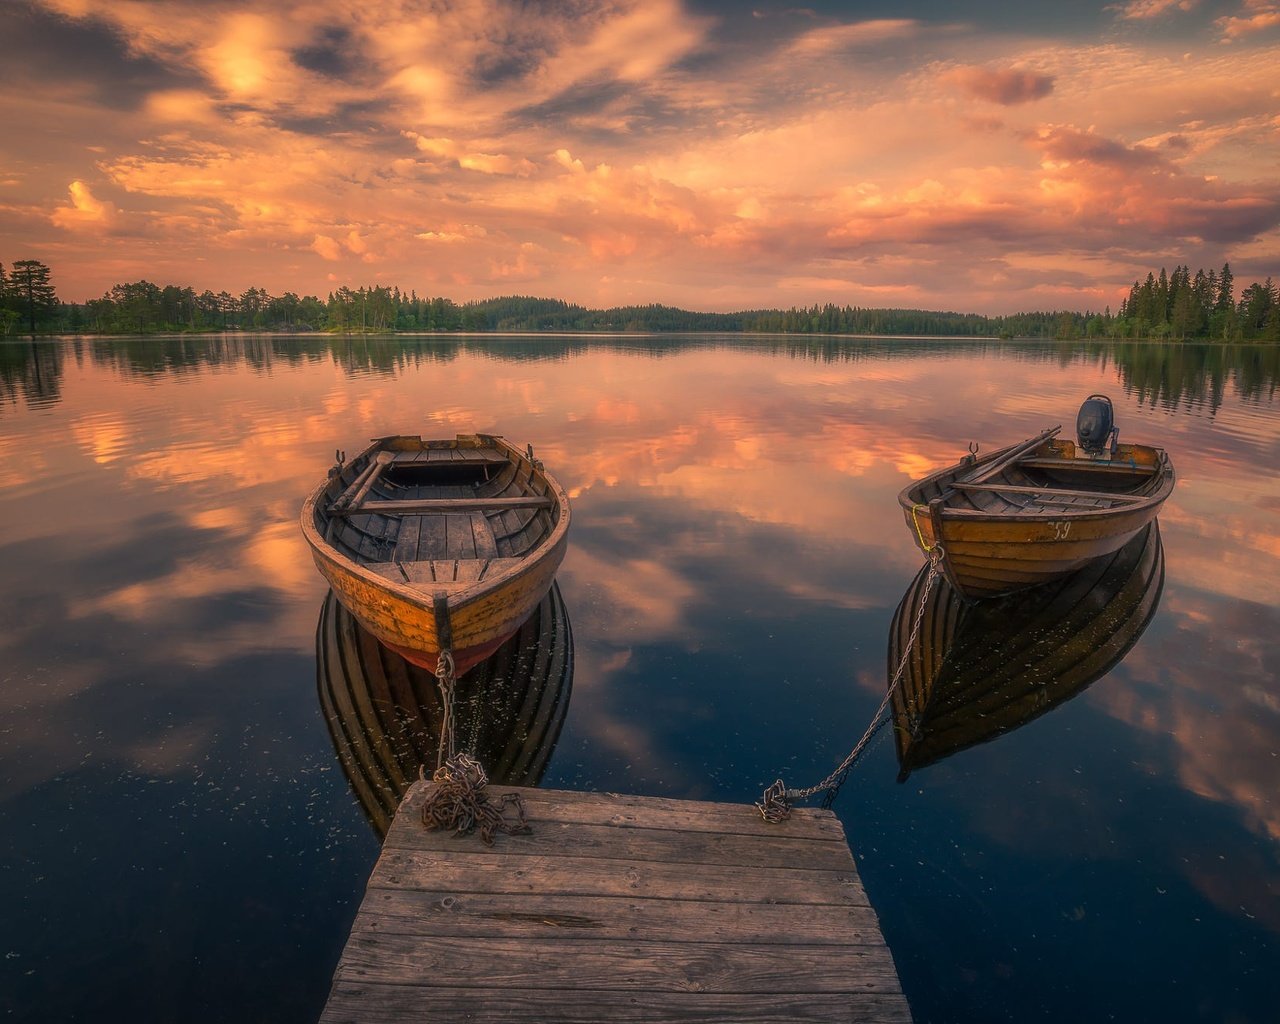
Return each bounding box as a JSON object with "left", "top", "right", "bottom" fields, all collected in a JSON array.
[{"left": 956, "top": 425, "right": 1061, "bottom": 486}]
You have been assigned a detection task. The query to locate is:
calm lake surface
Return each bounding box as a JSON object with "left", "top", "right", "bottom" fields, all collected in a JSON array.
[{"left": 1, "top": 334, "right": 1277, "bottom": 1023}]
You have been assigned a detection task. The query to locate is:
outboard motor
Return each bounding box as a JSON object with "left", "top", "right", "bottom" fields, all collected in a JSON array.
[{"left": 1076, "top": 394, "right": 1117, "bottom": 456}]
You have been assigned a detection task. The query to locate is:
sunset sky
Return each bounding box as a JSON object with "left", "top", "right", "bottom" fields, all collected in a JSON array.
[{"left": 1, "top": 0, "right": 1278, "bottom": 313}]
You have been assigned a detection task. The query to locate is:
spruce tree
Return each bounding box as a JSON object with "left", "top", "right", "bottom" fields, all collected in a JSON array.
[
  {"left": 1216, "top": 263, "right": 1234, "bottom": 313},
  {"left": 10, "top": 259, "right": 58, "bottom": 333}
]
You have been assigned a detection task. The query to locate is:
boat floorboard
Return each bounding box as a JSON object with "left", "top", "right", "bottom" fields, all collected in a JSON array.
[
  {"left": 319, "top": 784, "right": 913, "bottom": 1024},
  {"left": 364, "top": 556, "right": 526, "bottom": 585}
]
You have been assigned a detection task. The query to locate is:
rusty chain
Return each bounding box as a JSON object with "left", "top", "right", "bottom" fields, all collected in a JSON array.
[
  {"left": 420, "top": 753, "right": 530, "bottom": 846},
  {"left": 757, "top": 547, "right": 944, "bottom": 822}
]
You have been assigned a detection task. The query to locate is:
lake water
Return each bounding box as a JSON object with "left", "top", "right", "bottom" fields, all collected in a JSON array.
[{"left": 1, "top": 335, "right": 1277, "bottom": 1022}]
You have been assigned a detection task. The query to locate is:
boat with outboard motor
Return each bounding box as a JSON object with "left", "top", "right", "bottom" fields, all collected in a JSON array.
[{"left": 897, "top": 395, "right": 1174, "bottom": 601}]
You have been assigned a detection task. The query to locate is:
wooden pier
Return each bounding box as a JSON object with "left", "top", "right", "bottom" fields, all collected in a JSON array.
[{"left": 320, "top": 783, "right": 913, "bottom": 1023}]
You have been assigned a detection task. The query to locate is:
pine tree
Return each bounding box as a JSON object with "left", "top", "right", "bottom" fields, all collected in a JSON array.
[
  {"left": 1216, "top": 263, "right": 1234, "bottom": 313},
  {"left": 10, "top": 259, "right": 59, "bottom": 332}
]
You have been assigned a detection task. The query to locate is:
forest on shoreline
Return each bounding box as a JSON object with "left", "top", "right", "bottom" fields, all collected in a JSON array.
[{"left": 2, "top": 257, "right": 1277, "bottom": 342}]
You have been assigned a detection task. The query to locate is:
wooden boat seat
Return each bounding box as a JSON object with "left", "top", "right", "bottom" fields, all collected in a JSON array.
[
  {"left": 1017, "top": 457, "right": 1157, "bottom": 476},
  {"left": 337, "top": 495, "right": 554, "bottom": 516},
  {"left": 389, "top": 448, "right": 508, "bottom": 466},
  {"left": 363, "top": 556, "right": 526, "bottom": 586},
  {"left": 950, "top": 481, "right": 1148, "bottom": 505}
]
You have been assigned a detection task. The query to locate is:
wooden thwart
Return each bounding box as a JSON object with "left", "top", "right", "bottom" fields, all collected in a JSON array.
[
  {"left": 319, "top": 784, "right": 913, "bottom": 1024},
  {"left": 1017, "top": 457, "right": 1156, "bottom": 476},
  {"left": 950, "top": 481, "right": 1148, "bottom": 505},
  {"left": 391, "top": 448, "right": 507, "bottom": 465},
  {"left": 337, "top": 495, "right": 555, "bottom": 516}
]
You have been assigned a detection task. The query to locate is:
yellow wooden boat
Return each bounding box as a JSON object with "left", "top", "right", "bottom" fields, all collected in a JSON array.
[
  {"left": 888, "top": 520, "right": 1164, "bottom": 780},
  {"left": 301, "top": 433, "right": 570, "bottom": 674},
  {"left": 316, "top": 582, "right": 573, "bottom": 839},
  {"left": 898, "top": 396, "right": 1174, "bottom": 600}
]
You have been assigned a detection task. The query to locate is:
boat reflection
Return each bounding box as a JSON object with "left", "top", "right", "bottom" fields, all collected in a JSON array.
[
  {"left": 316, "top": 581, "right": 573, "bottom": 839},
  {"left": 887, "top": 521, "right": 1164, "bottom": 780}
]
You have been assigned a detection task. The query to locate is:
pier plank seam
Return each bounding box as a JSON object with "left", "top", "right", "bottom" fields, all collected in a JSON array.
[{"left": 320, "top": 784, "right": 912, "bottom": 1023}]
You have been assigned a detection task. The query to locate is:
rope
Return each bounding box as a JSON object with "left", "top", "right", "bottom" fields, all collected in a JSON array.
[
  {"left": 434, "top": 649, "right": 457, "bottom": 770},
  {"left": 420, "top": 753, "right": 529, "bottom": 846},
  {"left": 756, "top": 548, "right": 943, "bottom": 822},
  {"left": 910, "top": 503, "right": 937, "bottom": 553}
]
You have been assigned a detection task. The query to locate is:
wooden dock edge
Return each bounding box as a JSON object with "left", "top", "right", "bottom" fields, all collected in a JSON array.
[{"left": 320, "top": 783, "right": 913, "bottom": 1023}]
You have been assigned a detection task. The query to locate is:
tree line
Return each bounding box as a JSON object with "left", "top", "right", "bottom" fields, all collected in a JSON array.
[{"left": 2, "top": 257, "right": 1277, "bottom": 341}]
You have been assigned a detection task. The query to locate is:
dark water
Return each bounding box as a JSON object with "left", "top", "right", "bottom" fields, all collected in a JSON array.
[{"left": 1, "top": 335, "right": 1277, "bottom": 1023}]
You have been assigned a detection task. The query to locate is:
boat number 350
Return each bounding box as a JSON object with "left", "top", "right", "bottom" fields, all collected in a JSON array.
[{"left": 1051, "top": 521, "right": 1072, "bottom": 540}]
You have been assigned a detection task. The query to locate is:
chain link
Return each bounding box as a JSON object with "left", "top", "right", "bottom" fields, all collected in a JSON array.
[
  {"left": 756, "top": 547, "right": 944, "bottom": 821},
  {"left": 420, "top": 752, "right": 529, "bottom": 846}
]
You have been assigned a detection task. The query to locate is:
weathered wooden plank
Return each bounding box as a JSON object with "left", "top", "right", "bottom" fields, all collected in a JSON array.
[
  {"left": 381, "top": 818, "right": 856, "bottom": 870},
  {"left": 340, "top": 496, "right": 555, "bottom": 516},
  {"left": 1018, "top": 456, "right": 1156, "bottom": 476},
  {"left": 372, "top": 847, "right": 868, "bottom": 905},
  {"left": 446, "top": 514, "right": 476, "bottom": 559},
  {"left": 471, "top": 511, "right": 500, "bottom": 559},
  {"left": 321, "top": 784, "right": 909, "bottom": 1024},
  {"left": 333, "top": 933, "right": 903, "bottom": 993},
  {"left": 477, "top": 555, "right": 525, "bottom": 581},
  {"left": 391, "top": 451, "right": 498, "bottom": 467},
  {"left": 352, "top": 887, "right": 888, "bottom": 944},
  {"left": 417, "top": 514, "right": 448, "bottom": 559},
  {"left": 391, "top": 515, "right": 422, "bottom": 563},
  {"left": 397, "top": 786, "right": 847, "bottom": 839},
  {"left": 363, "top": 551, "right": 531, "bottom": 587},
  {"left": 452, "top": 558, "right": 486, "bottom": 584},
  {"left": 951, "top": 481, "right": 1146, "bottom": 504},
  {"left": 321, "top": 985, "right": 914, "bottom": 1024}
]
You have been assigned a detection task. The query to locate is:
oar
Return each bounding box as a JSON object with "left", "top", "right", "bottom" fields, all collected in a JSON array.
[
  {"left": 332, "top": 450, "right": 394, "bottom": 510},
  {"left": 956, "top": 425, "right": 1061, "bottom": 486}
]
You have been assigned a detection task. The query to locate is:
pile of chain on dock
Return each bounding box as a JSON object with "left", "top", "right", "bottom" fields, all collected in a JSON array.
[{"left": 420, "top": 753, "right": 529, "bottom": 846}]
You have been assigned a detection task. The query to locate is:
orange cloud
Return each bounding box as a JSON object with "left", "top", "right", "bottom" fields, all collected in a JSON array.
[
  {"left": 1112, "top": 0, "right": 1199, "bottom": 19},
  {"left": 9, "top": 2, "right": 1280, "bottom": 312},
  {"left": 50, "top": 180, "right": 118, "bottom": 231},
  {"left": 311, "top": 234, "right": 342, "bottom": 261},
  {"left": 947, "top": 65, "right": 1055, "bottom": 105},
  {"left": 787, "top": 19, "right": 923, "bottom": 55},
  {"left": 1218, "top": 0, "right": 1280, "bottom": 39}
]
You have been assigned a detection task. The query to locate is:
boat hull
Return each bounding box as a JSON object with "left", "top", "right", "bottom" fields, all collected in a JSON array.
[
  {"left": 305, "top": 530, "right": 567, "bottom": 673},
  {"left": 301, "top": 434, "right": 570, "bottom": 674},
  {"left": 899, "top": 434, "right": 1174, "bottom": 601}
]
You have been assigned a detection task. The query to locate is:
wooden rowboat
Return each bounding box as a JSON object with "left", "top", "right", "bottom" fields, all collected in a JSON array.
[
  {"left": 317, "top": 582, "right": 573, "bottom": 839},
  {"left": 301, "top": 434, "right": 570, "bottom": 674},
  {"left": 888, "top": 520, "right": 1164, "bottom": 780},
  {"left": 898, "top": 398, "right": 1174, "bottom": 600}
]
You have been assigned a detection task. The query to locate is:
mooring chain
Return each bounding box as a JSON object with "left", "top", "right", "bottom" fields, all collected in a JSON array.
[
  {"left": 420, "top": 753, "right": 530, "bottom": 847},
  {"left": 756, "top": 548, "right": 944, "bottom": 822},
  {"left": 420, "top": 651, "right": 531, "bottom": 845}
]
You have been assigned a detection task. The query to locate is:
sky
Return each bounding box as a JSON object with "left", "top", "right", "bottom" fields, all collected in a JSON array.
[{"left": 0, "top": 0, "right": 1278, "bottom": 314}]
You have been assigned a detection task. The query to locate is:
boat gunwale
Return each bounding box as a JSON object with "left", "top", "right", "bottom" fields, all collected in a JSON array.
[
  {"left": 895, "top": 435, "right": 1175, "bottom": 524},
  {"left": 300, "top": 433, "right": 571, "bottom": 614}
]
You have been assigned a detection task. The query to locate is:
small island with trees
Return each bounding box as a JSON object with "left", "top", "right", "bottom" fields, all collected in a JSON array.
[{"left": 2, "top": 257, "right": 1277, "bottom": 342}]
